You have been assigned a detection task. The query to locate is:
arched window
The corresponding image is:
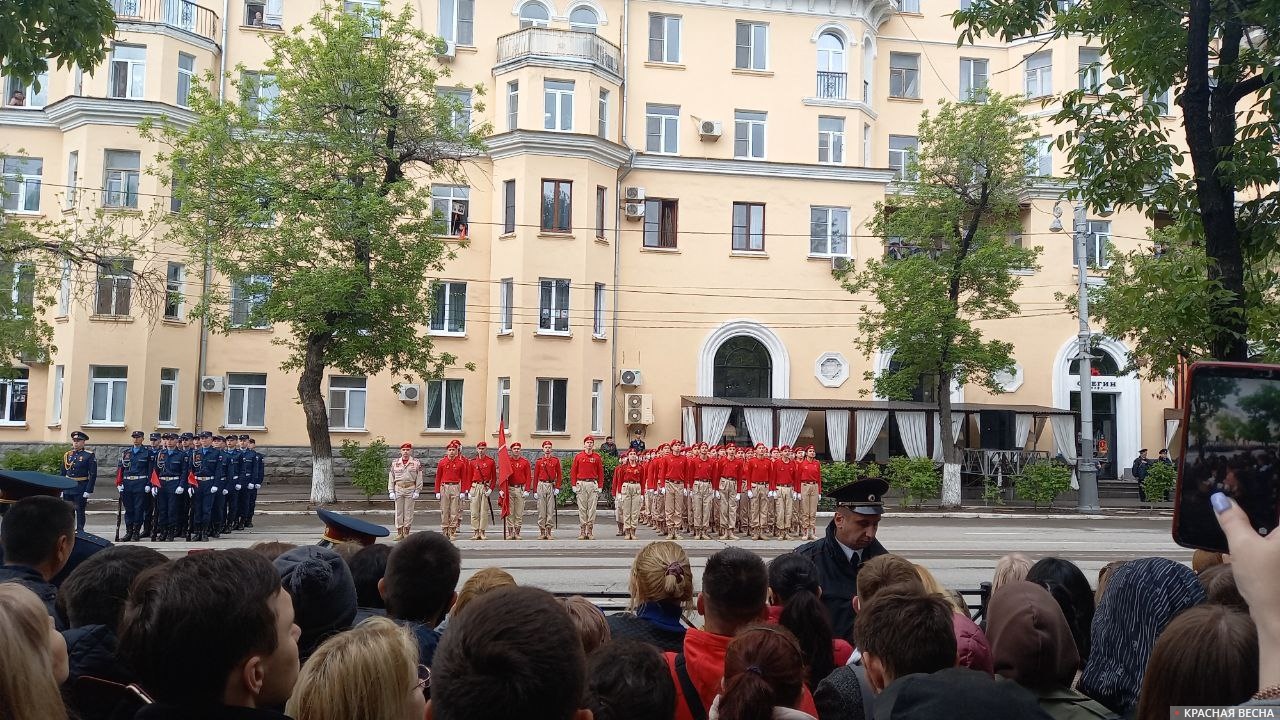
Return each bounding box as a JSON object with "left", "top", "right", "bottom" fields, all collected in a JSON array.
[
  {"left": 817, "top": 32, "right": 847, "bottom": 99},
  {"left": 714, "top": 336, "right": 772, "bottom": 399},
  {"left": 862, "top": 36, "right": 876, "bottom": 103},
  {"left": 518, "top": 1, "right": 550, "bottom": 28},
  {"left": 1069, "top": 349, "right": 1122, "bottom": 376},
  {"left": 887, "top": 358, "right": 938, "bottom": 403},
  {"left": 569, "top": 5, "right": 598, "bottom": 32}
]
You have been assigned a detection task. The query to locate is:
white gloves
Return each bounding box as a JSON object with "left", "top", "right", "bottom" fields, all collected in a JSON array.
[
  {"left": 525, "top": 491, "right": 532, "bottom": 498},
  {"left": 235, "top": 484, "right": 242, "bottom": 490},
  {"left": 222, "top": 489, "right": 228, "bottom": 495},
  {"left": 683, "top": 489, "right": 690, "bottom": 497},
  {"left": 736, "top": 493, "right": 742, "bottom": 501},
  {"left": 176, "top": 486, "right": 185, "bottom": 495},
  {"left": 116, "top": 485, "right": 124, "bottom": 493},
  {"left": 412, "top": 492, "right": 420, "bottom": 499},
  {"left": 462, "top": 492, "right": 470, "bottom": 501},
  {"left": 768, "top": 490, "right": 777, "bottom": 499},
  {"left": 389, "top": 492, "right": 396, "bottom": 500},
  {"left": 498, "top": 491, "right": 505, "bottom": 499},
  {"left": 210, "top": 486, "right": 218, "bottom": 493},
  {"left": 747, "top": 490, "right": 754, "bottom": 499},
  {"left": 435, "top": 493, "right": 442, "bottom": 500},
  {"left": 84, "top": 491, "right": 91, "bottom": 498},
  {"left": 660, "top": 487, "right": 667, "bottom": 495},
  {"left": 794, "top": 492, "right": 801, "bottom": 500}
]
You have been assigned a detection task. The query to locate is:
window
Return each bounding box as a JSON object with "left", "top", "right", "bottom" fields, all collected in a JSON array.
[
  {"left": 543, "top": 79, "right": 574, "bottom": 131},
  {"left": 862, "top": 40, "right": 874, "bottom": 102},
  {"left": 1145, "top": 87, "right": 1171, "bottom": 115},
  {"left": 536, "top": 378, "right": 568, "bottom": 433},
  {"left": 88, "top": 366, "right": 128, "bottom": 425},
  {"left": 230, "top": 274, "right": 271, "bottom": 328},
  {"left": 109, "top": 44, "right": 146, "bottom": 100},
  {"left": 164, "top": 262, "right": 184, "bottom": 319},
  {"left": 590, "top": 379, "right": 603, "bottom": 434},
  {"left": 57, "top": 259, "right": 71, "bottom": 316},
  {"left": 344, "top": 0, "right": 381, "bottom": 37},
  {"left": 158, "top": 368, "right": 178, "bottom": 426},
  {"left": 900, "top": 0, "right": 920, "bottom": 11},
  {"left": 538, "top": 278, "right": 570, "bottom": 334},
  {"left": 598, "top": 88, "right": 609, "bottom": 139},
  {"left": 733, "top": 110, "right": 766, "bottom": 159},
  {"left": 888, "top": 135, "right": 919, "bottom": 180},
  {"left": 889, "top": 52, "right": 920, "bottom": 99},
  {"left": 426, "top": 379, "right": 464, "bottom": 430},
  {"left": 863, "top": 123, "right": 872, "bottom": 165},
  {"left": 497, "top": 377, "right": 511, "bottom": 428},
  {"left": 51, "top": 365, "right": 64, "bottom": 425},
  {"left": 242, "top": 71, "right": 278, "bottom": 120},
  {"left": 732, "top": 202, "right": 765, "bottom": 252},
  {"left": 503, "top": 180, "right": 516, "bottom": 234},
  {"left": 1, "top": 157, "right": 42, "bottom": 213},
  {"left": 0, "top": 369, "right": 29, "bottom": 424},
  {"left": 439, "top": 87, "right": 472, "bottom": 132},
  {"left": 439, "top": 0, "right": 474, "bottom": 45},
  {"left": 961, "top": 0, "right": 971, "bottom": 8},
  {"left": 816, "top": 32, "right": 846, "bottom": 99},
  {"left": 1078, "top": 48, "right": 1102, "bottom": 92},
  {"left": 595, "top": 185, "right": 607, "bottom": 238},
  {"left": 65, "top": 151, "right": 78, "bottom": 209},
  {"left": 226, "top": 373, "right": 267, "bottom": 428},
  {"left": 4, "top": 69, "right": 48, "bottom": 108},
  {"left": 1029, "top": 136, "right": 1052, "bottom": 176},
  {"left": 810, "top": 206, "right": 849, "bottom": 256},
  {"left": 1078, "top": 220, "right": 1111, "bottom": 268},
  {"left": 506, "top": 81, "right": 518, "bottom": 130},
  {"left": 518, "top": 1, "right": 550, "bottom": 28},
  {"left": 328, "top": 376, "right": 367, "bottom": 430},
  {"left": 960, "top": 58, "right": 988, "bottom": 102},
  {"left": 645, "top": 103, "right": 679, "bottom": 154},
  {"left": 734, "top": 21, "right": 767, "bottom": 71},
  {"left": 818, "top": 116, "right": 845, "bottom": 164},
  {"left": 431, "top": 184, "right": 470, "bottom": 236},
  {"left": 169, "top": 160, "right": 184, "bottom": 213},
  {"left": 648, "top": 13, "right": 681, "bottom": 63},
  {"left": 1024, "top": 51, "right": 1052, "bottom": 98},
  {"left": 103, "top": 150, "right": 140, "bottom": 208},
  {"left": 95, "top": 258, "right": 133, "bottom": 316},
  {"left": 430, "top": 281, "right": 467, "bottom": 334},
  {"left": 643, "top": 199, "right": 678, "bottom": 249},
  {"left": 177, "top": 52, "right": 195, "bottom": 106},
  {"left": 593, "top": 283, "right": 605, "bottom": 336},
  {"left": 0, "top": 263, "right": 35, "bottom": 317},
  {"left": 570, "top": 5, "right": 599, "bottom": 32},
  {"left": 244, "top": 0, "right": 282, "bottom": 26},
  {"left": 540, "top": 179, "right": 572, "bottom": 232},
  {"left": 499, "top": 278, "right": 513, "bottom": 333}
]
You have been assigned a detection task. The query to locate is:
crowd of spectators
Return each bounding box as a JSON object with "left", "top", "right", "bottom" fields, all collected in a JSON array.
[{"left": 1, "top": 489, "right": 1278, "bottom": 720}]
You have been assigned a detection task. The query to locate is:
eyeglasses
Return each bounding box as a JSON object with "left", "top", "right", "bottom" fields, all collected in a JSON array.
[{"left": 415, "top": 664, "right": 431, "bottom": 698}]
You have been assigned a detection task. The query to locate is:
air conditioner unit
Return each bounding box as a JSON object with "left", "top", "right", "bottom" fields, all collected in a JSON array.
[
  {"left": 200, "top": 376, "right": 224, "bottom": 393},
  {"left": 624, "top": 393, "right": 654, "bottom": 425},
  {"left": 831, "top": 256, "right": 852, "bottom": 273},
  {"left": 398, "top": 384, "right": 421, "bottom": 403},
  {"left": 624, "top": 202, "right": 645, "bottom": 220},
  {"left": 698, "top": 120, "right": 723, "bottom": 139},
  {"left": 624, "top": 186, "right": 646, "bottom": 201},
  {"left": 619, "top": 369, "right": 643, "bottom": 387},
  {"left": 436, "top": 39, "right": 456, "bottom": 61}
]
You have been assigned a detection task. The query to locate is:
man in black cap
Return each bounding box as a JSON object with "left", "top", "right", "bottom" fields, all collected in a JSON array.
[
  {"left": 0, "top": 494, "right": 76, "bottom": 627},
  {"left": 60, "top": 431, "right": 98, "bottom": 532},
  {"left": 244, "top": 437, "right": 263, "bottom": 528},
  {"left": 154, "top": 433, "right": 189, "bottom": 541},
  {"left": 795, "top": 478, "right": 891, "bottom": 641},
  {"left": 142, "top": 432, "right": 162, "bottom": 538},
  {"left": 190, "top": 431, "right": 225, "bottom": 541},
  {"left": 117, "top": 430, "right": 156, "bottom": 542},
  {"left": 222, "top": 433, "right": 244, "bottom": 535}
]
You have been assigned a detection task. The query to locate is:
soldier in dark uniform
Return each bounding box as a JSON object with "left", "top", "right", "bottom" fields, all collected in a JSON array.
[
  {"left": 60, "top": 431, "right": 98, "bottom": 532},
  {"left": 116, "top": 430, "right": 156, "bottom": 542},
  {"left": 208, "top": 435, "right": 231, "bottom": 538},
  {"left": 222, "top": 435, "right": 244, "bottom": 534},
  {"left": 154, "top": 433, "right": 189, "bottom": 541},
  {"left": 177, "top": 432, "right": 194, "bottom": 537},
  {"left": 794, "top": 478, "right": 891, "bottom": 642},
  {"left": 234, "top": 435, "right": 256, "bottom": 529},
  {"left": 191, "top": 431, "right": 224, "bottom": 541},
  {"left": 141, "top": 431, "right": 163, "bottom": 539}
]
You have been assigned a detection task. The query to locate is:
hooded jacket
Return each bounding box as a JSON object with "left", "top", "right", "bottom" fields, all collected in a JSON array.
[
  {"left": 952, "top": 613, "right": 994, "bottom": 676},
  {"left": 794, "top": 520, "right": 889, "bottom": 642}
]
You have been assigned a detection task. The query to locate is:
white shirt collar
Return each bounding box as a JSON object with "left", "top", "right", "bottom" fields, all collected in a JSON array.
[{"left": 835, "top": 537, "right": 863, "bottom": 564}]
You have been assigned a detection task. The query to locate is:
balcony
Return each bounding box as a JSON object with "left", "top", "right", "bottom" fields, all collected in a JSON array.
[
  {"left": 111, "top": 0, "right": 220, "bottom": 44},
  {"left": 495, "top": 27, "right": 621, "bottom": 79},
  {"left": 816, "top": 71, "right": 847, "bottom": 100}
]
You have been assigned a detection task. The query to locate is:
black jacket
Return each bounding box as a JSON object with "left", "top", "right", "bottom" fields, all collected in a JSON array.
[
  {"left": 134, "top": 705, "right": 291, "bottom": 720},
  {"left": 0, "top": 563, "right": 62, "bottom": 629},
  {"left": 795, "top": 520, "right": 889, "bottom": 642}
]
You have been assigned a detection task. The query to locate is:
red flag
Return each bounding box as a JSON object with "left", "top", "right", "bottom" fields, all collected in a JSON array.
[
  {"left": 150, "top": 469, "right": 161, "bottom": 488},
  {"left": 187, "top": 471, "right": 198, "bottom": 488},
  {"left": 497, "top": 421, "right": 513, "bottom": 518}
]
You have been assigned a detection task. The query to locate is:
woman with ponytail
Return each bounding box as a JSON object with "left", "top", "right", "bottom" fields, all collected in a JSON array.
[
  {"left": 711, "top": 625, "right": 816, "bottom": 720},
  {"left": 607, "top": 541, "right": 694, "bottom": 652},
  {"left": 766, "top": 553, "right": 849, "bottom": 686}
]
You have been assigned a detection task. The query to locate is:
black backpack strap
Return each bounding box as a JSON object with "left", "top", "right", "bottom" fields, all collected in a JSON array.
[{"left": 674, "top": 652, "right": 708, "bottom": 720}]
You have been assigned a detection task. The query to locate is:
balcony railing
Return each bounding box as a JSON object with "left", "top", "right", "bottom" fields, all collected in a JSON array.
[
  {"left": 111, "top": 0, "right": 220, "bottom": 43},
  {"left": 816, "top": 71, "right": 847, "bottom": 100},
  {"left": 495, "top": 27, "right": 621, "bottom": 76}
]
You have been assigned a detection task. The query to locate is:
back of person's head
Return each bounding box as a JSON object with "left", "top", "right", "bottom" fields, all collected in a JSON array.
[
  {"left": 1094, "top": 560, "right": 1126, "bottom": 605},
  {"left": 0, "top": 583, "right": 69, "bottom": 720},
  {"left": 951, "top": 612, "right": 993, "bottom": 676},
  {"left": 248, "top": 541, "right": 299, "bottom": 562},
  {"left": 59, "top": 545, "right": 167, "bottom": 630},
  {"left": 586, "top": 639, "right": 675, "bottom": 720},
  {"left": 1191, "top": 549, "right": 1225, "bottom": 574},
  {"left": 273, "top": 546, "right": 358, "bottom": 660},
  {"left": 717, "top": 625, "right": 808, "bottom": 720},
  {"left": 430, "top": 586, "right": 587, "bottom": 720},
  {"left": 383, "top": 531, "right": 460, "bottom": 625},
  {"left": 1135, "top": 604, "right": 1258, "bottom": 720},
  {"left": 328, "top": 541, "right": 362, "bottom": 566},
  {"left": 991, "top": 553, "right": 1033, "bottom": 593},
  {"left": 913, "top": 564, "right": 966, "bottom": 613},
  {"left": 699, "top": 548, "right": 767, "bottom": 631},
  {"left": 1024, "top": 557, "right": 1095, "bottom": 662},
  {"left": 118, "top": 548, "right": 298, "bottom": 707},
  {"left": 874, "top": 667, "right": 1052, "bottom": 720},
  {"left": 0, "top": 495, "right": 75, "bottom": 571},
  {"left": 855, "top": 554, "right": 923, "bottom": 607},
  {"left": 453, "top": 567, "right": 516, "bottom": 617},
  {"left": 767, "top": 553, "right": 835, "bottom": 686},
  {"left": 1198, "top": 563, "right": 1247, "bottom": 610},
  {"left": 854, "top": 590, "right": 956, "bottom": 691},
  {"left": 286, "top": 616, "right": 424, "bottom": 720},
  {"left": 986, "top": 581, "right": 1081, "bottom": 691},
  {"left": 628, "top": 540, "right": 693, "bottom": 610},
  {"left": 349, "top": 543, "right": 392, "bottom": 609},
  {"left": 561, "top": 596, "right": 611, "bottom": 656}
]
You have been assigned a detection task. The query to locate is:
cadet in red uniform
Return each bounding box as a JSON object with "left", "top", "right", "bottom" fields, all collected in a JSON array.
[
  {"left": 434, "top": 440, "right": 468, "bottom": 540},
  {"left": 571, "top": 436, "right": 603, "bottom": 540},
  {"left": 503, "top": 442, "right": 534, "bottom": 540},
  {"left": 745, "top": 443, "right": 774, "bottom": 540},
  {"left": 773, "top": 446, "right": 801, "bottom": 541},
  {"left": 464, "top": 441, "right": 497, "bottom": 540},
  {"left": 798, "top": 445, "right": 823, "bottom": 540},
  {"left": 717, "top": 445, "right": 744, "bottom": 540},
  {"left": 661, "top": 441, "right": 687, "bottom": 540},
  {"left": 690, "top": 443, "right": 717, "bottom": 540},
  {"left": 534, "top": 440, "right": 562, "bottom": 540},
  {"left": 613, "top": 450, "right": 645, "bottom": 539}
]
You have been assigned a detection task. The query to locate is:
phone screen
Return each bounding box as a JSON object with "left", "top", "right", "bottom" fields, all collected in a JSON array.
[{"left": 1174, "top": 363, "right": 1280, "bottom": 553}]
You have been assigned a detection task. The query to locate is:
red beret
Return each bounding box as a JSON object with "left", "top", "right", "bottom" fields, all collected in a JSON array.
[
  {"left": 510, "top": 442, "right": 522, "bottom": 449},
  {"left": 542, "top": 440, "right": 554, "bottom": 448},
  {"left": 400, "top": 443, "right": 413, "bottom": 450},
  {"left": 583, "top": 436, "right": 595, "bottom": 443},
  {"left": 447, "top": 440, "right": 461, "bottom": 449},
  {"left": 476, "top": 441, "right": 488, "bottom": 448},
  {"left": 755, "top": 443, "right": 767, "bottom": 449}
]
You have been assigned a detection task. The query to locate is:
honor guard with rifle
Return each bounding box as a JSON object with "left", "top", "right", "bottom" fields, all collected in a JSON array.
[
  {"left": 218, "top": 434, "right": 242, "bottom": 535},
  {"left": 190, "top": 431, "right": 225, "bottom": 542},
  {"left": 60, "top": 431, "right": 97, "bottom": 532},
  {"left": 140, "top": 431, "right": 162, "bottom": 539},
  {"left": 115, "top": 430, "right": 156, "bottom": 542}
]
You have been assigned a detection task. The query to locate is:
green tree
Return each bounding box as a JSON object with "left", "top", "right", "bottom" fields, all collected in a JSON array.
[
  {"left": 1015, "top": 461, "right": 1072, "bottom": 508},
  {"left": 840, "top": 94, "right": 1040, "bottom": 508},
  {"left": 144, "top": 4, "right": 487, "bottom": 503},
  {"left": 0, "top": 0, "right": 116, "bottom": 87},
  {"left": 955, "top": 0, "right": 1280, "bottom": 368},
  {"left": 339, "top": 437, "right": 389, "bottom": 501}
]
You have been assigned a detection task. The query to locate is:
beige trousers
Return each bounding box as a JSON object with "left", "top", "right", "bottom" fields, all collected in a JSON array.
[
  {"left": 692, "top": 480, "right": 714, "bottom": 529},
  {"left": 664, "top": 481, "right": 683, "bottom": 530},
  {"left": 717, "top": 479, "right": 738, "bottom": 531},
  {"left": 394, "top": 488, "right": 416, "bottom": 530},
  {"left": 439, "top": 484, "right": 461, "bottom": 531},
  {"left": 469, "top": 483, "right": 491, "bottom": 532},
  {"left": 776, "top": 490, "right": 795, "bottom": 530},
  {"left": 575, "top": 480, "right": 599, "bottom": 525},
  {"left": 749, "top": 483, "right": 770, "bottom": 533},
  {"left": 509, "top": 487, "right": 527, "bottom": 529},
  {"left": 620, "top": 482, "right": 643, "bottom": 530},
  {"left": 800, "top": 483, "right": 821, "bottom": 528}
]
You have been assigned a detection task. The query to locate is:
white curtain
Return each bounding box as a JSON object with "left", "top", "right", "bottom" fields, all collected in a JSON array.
[
  {"left": 1015, "top": 414, "right": 1033, "bottom": 450},
  {"left": 701, "top": 406, "right": 732, "bottom": 445},
  {"left": 931, "top": 413, "right": 965, "bottom": 462},
  {"left": 778, "top": 409, "right": 808, "bottom": 449},
  {"left": 744, "top": 407, "right": 773, "bottom": 448},
  {"left": 896, "top": 411, "right": 929, "bottom": 459},
  {"left": 1050, "top": 414, "right": 1080, "bottom": 490},
  {"left": 853, "top": 409, "right": 888, "bottom": 462},
  {"left": 682, "top": 407, "right": 697, "bottom": 446},
  {"left": 826, "top": 410, "right": 851, "bottom": 462},
  {"left": 1165, "top": 418, "right": 1181, "bottom": 451}
]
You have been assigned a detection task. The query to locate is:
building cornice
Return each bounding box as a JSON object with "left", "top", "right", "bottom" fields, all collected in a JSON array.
[
  {"left": 42, "top": 97, "right": 197, "bottom": 133},
  {"left": 0, "top": 108, "right": 57, "bottom": 129},
  {"left": 632, "top": 153, "right": 897, "bottom": 184},
  {"left": 486, "top": 130, "right": 633, "bottom": 167},
  {"left": 635, "top": 0, "right": 899, "bottom": 30},
  {"left": 886, "top": 177, "right": 1072, "bottom": 200},
  {"left": 115, "top": 19, "right": 220, "bottom": 54}
]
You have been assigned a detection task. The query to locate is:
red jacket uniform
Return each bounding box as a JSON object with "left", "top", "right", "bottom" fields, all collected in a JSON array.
[
  {"left": 799, "top": 458, "right": 822, "bottom": 484},
  {"left": 571, "top": 451, "right": 603, "bottom": 482},
  {"left": 745, "top": 457, "right": 775, "bottom": 490},
  {"left": 665, "top": 628, "right": 817, "bottom": 720},
  {"left": 664, "top": 454, "right": 691, "bottom": 488},
  {"left": 644, "top": 457, "right": 661, "bottom": 492},
  {"left": 690, "top": 456, "right": 717, "bottom": 483},
  {"left": 718, "top": 458, "right": 745, "bottom": 492},
  {"left": 505, "top": 455, "right": 534, "bottom": 494},
  {"left": 534, "top": 455, "right": 562, "bottom": 490},
  {"left": 462, "top": 454, "right": 496, "bottom": 493},
  {"left": 434, "top": 456, "right": 468, "bottom": 493},
  {"left": 773, "top": 459, "right": 801, "bottom": 493},
  {"left": 612, "top": 462, "right": 644, "bottom": 495}
]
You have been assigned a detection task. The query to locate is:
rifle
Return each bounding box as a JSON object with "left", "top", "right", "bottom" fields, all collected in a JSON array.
[
  {"left": 114, "top": 493, "right": 123, "bottom": 542},
  {"left": 485, "top": 486, "right": 494, "bottom": 527}
]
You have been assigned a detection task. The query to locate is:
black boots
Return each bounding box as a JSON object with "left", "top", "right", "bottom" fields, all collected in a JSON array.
[
  {"left": 122, "top": 525, "right": 137, "bottom": 542},
  {"left": 234, "top": 518, "right": 245, "bottom": 531}
]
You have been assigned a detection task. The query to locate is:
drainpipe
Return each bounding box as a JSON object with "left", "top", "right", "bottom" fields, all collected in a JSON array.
[{"left": 609, "top": 0, "right": 634, "bottom": 439}]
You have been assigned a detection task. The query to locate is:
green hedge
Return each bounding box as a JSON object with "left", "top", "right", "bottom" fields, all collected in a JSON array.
[
  {"left": 1015, "top": 461, "right": 1072, "bottom": 508},
  {"left": 339, "top": 438, "right": 390, "bottom": 501},
  {"left": 2, "top": 446, "right": 69, "bottom": 474}
]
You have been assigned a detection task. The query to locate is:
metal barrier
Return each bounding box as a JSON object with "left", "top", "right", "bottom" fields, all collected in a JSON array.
[{"left": 111, "top": 0, "right": 220, "bottom": 43}]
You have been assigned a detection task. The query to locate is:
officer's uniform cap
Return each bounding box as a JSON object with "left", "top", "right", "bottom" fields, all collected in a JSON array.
[
  {"left": 829, "top": 478, "right": 890, "bottom": 516},
  {"left": 316, "top": 508, "right": 389, "bottom": 547}
]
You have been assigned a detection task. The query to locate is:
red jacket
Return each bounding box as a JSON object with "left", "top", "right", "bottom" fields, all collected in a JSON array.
[
  {"left": 505, "top": 455, "right": 533, "bottom": 494},
  {"left": 434, "top": 456, "right": 468, "bottom": 493},
  {"left": 534, "top": 455, "right": 562, "bottom": 490},
  {"left": 665, "top": 454, "right": 692, "bottom": 488},
  {"left": 745, "top": 457, "right": 774, "bottom": 489},
  {"left": 571, "top": 451, "right": 603, "bottom": 481},
  {"left": 665, "top": 628, "right": 818, "bottom": 720},
  {"left": 799, "top": 458, "right": 822, "bottom": 484},
  {"left": 718, "top": 458, "right": 745, "bottom": 491},
  {"left": 644, "top": 458, "right": 661, "bottom": 491},
  {"left": 462, "top": 455, "right": 496, "bottom": 493},
  {"left": 612, "top": 462, "right": 644, "bottom": 495},
  {"left": 774, "top": 460, "right": 801, "bottom": 493},
  {"left": 690, "top": 456, "right": 717, "bottom": 482}
]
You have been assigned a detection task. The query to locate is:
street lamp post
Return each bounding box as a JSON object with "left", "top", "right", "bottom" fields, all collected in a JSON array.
[{"left": 1072, "top": 202, "right": 1100, "bottom": 513}]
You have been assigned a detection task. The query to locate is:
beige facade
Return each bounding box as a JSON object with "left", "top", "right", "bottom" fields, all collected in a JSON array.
[{"left": 1, "top": 0, "right": 1180, "bottom": 475}]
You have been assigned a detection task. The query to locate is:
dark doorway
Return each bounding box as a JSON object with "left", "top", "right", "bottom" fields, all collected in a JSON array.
[
  {"left": 715, "top": 336, "right": 771, "bottom": 447},
  {"left": 1071, "top": 391, "right": 1119, "bottom": 479}
]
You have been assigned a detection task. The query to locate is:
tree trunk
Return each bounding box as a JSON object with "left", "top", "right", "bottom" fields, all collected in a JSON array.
[
  {"left": 937, "top": 370, "right": 963, "bottom": 509},
  {"left": 299, "top": 334, "right": 335, "bottom": 504}
]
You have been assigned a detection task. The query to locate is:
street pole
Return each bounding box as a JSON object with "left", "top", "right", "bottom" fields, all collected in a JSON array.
[{"left": 1074, "top": 201, "right": 1100, "bottom": 513}]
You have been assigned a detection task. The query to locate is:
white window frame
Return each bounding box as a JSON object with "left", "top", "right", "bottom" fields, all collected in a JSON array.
[
  {"left": 959, "top": 58, "right": 989, "bottom": 102},
  {"left": 900, "top": 0, "right": 921, "bottom": 11},
  {"left": 590, "top": 379, "right": 603, "bottom": 434},
  {"left": 863, "top": 123, "right": 872, "bottom": 166},
  {"left": 734, "top": 21, "right": 768, "bottom": 71},
  {"left": 50, "top": 364, "right": 64, "bottom": 426},
  {"left": 4, "top": 69, "right": 49, "bottom": 109},
  {"left": 95, "top": 258, "right": 133, "bottom": 316},
  {"left": 733, "top": 110, "right": 767, "bottom": 160},
  {"left": 425, "top": 378, "right": 464, "bottom": 431},
  {"left": 164, "top": 261, "right": 184, "bottom": 319},
  {"left": 57, "top": 259, "right": 72, "bottom": 316},
  {"left": 888, "top": 135, "right": 919, "bottom": 180},
  {"left": 569, "top": 5, "right": 599, "bottom": 32},
  {"left": 1078, "top": 48, "right": 1102, "bottom": 93},
  {"left": 438, "top": 87, "right": 472, "bottom": 133},
  {"left": 103, "top": 149, "right": 141, "bottom": 208},
  {"left": 518, "top": 0, "right": 550, "bottom": 28},
  {"left": 818, "top": 116, "right": 845, "bottom": 164},
  {"left": 536, "top": 378, "right": 568, "bottom": 434},
  {"left": 109, "top": 44, "right": 146, "bottom": 100},
  {"left": 430, "top": 184, "right": 470, "bottom": 236},
  {"left": 889, "top": 52, "right": 920, "bottom": 99},
  {"left": 1078, "top": 220, "right": 1112, "bottom": 269},
  {"left": 158, "top": 368, "right": 178, "bottom": 427},
  {"left": 648, "top": 13, "right": 681, "bottom": 64},
  {"left": 499, "top": 278, "right": 514, "bottom": 334},
  {"left": 225, "top": 372, "right": 268, "bottom": 429},
  {"left": 0, "top": 369, "right": 29, "bottom": 425},
  {"left": 230, "top": 274, "right": 271, "bottom": 329},
  {"left": 538, "top": 278, "right": 571, "bottom": 335},
  {"left": 1, "top": 156, "right": 43, "bottom": 213},
  {"left": 810, "top": 206, "right": 850, "bottom": 257},
  {"left": 593, "top": 282, "right": 606, "bottom": 337},
  {"left": 1029, "top": 136, "right": 1053, "bottom": 176},
  {"left": 506, "top": 80, "right": 518, "bottom": 131},
  {"left": 65, "top": 151, "right": 79, "bottom": 210},
  {"left": 343, "top": 0, "right": 381, "bottom": 37},
  {"left": 242, "top": 71, "right": 278, "bottom": 121},
  {"left": 88, "top": 365, "right": 128, "bottom": 426},
  {"left": 543, "top": 79, "right": 574, "bottom": 131},
  {"left": 598, "top": 88, "right": 609, "bottom": 139},
  {"left": 1024, "top": 51, "right": 1053, "bottom": 98},
  {"left": 497, "top": 377, "right": 511, "bottom": 430},
  {"left": 439, "top": 0, "right": 474, "bottom": 45},
  {"left": 430, "top": 280, "right": 467, "bottom": 336},
  {"left": 645, "top": 103, "right": 679, "bottom": 154},
  {"left": 502, "top": 181, "right": 516, "bottom": 234},
  {"left": 1146, "top": 87, "right": 1171, "bottom": 115},
  {"left": 1, "top": 262, "right": 34, "bottom": 317},
  {"left": 327, "top": 376, "right": 368, "bottom": 430},
  {"left": 177, "top": 52, "right": 195, "bottom": 107}
]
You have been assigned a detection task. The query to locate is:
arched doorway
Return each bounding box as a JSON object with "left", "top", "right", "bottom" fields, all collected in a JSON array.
[
  {"left": 1052, "top": 336, "right": 1142, "bottom": 481},
  {"left": 714, "top": 336, "right": 772, "bottom": 399}
]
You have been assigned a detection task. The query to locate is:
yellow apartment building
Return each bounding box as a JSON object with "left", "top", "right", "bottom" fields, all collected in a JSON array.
[{"left": 0, "top": 0, "right": 1184, "bottom": 482}]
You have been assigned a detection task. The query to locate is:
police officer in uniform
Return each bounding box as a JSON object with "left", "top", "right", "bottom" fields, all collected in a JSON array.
[
  {"left": 235, "top": 435, "right": 256, "bottom": 529},
  {"left": 116, "top": 430, "right": 156, "bottom": 542},
  {"left": 60, "top": 431, "right": 97, "bottom": 532},
  {"left": 191, "top": 431, "right": 224, "bottom": 541},
  {"left": 221, "top": 434, "right": 244, "bottom": 535},
  {"left": 154, "top": 433, "right": 189, "bottom": 541},
  {"left": 177, "top": 432, "right": 195, "bottom": 537}
]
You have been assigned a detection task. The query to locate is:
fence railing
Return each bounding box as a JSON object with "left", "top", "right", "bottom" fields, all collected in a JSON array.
[
  {"left": 111, "top": 0, "right": 220, "bottom": 43},
  {"left": 817, "top": 71, "right": 848, "bottom": 100},
  {"left": 495, "top": 27, "right": 621, "bottom": 75}
]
